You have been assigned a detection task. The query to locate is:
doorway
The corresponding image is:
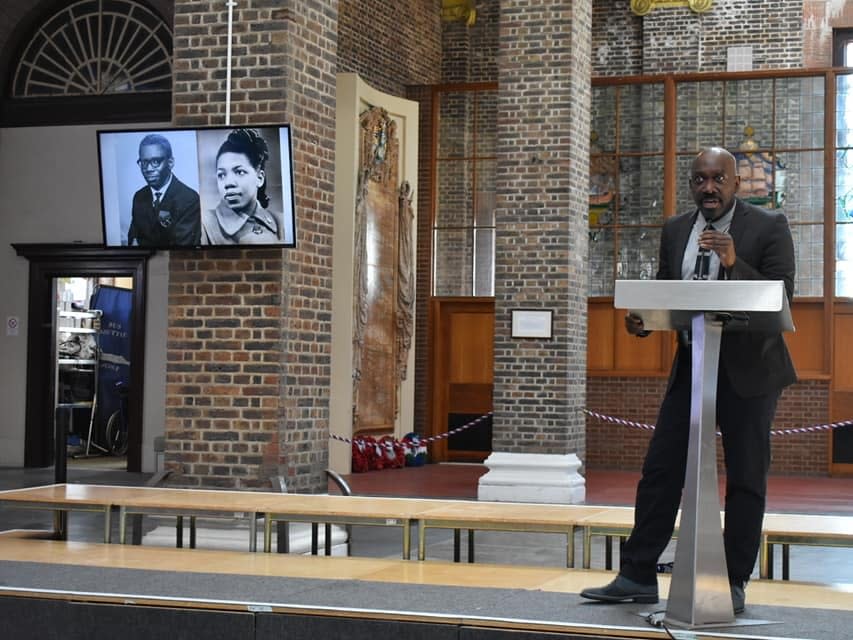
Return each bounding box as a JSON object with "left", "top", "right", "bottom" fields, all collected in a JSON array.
[
  {"left": 56, "top": 276, "right": 134, "bottom": 473},
  {"left": 429, "top": 297, "right": 495, "bottom": 462},
  {"left": 14, "top": 244, "right": 152, "bottom": 474}
]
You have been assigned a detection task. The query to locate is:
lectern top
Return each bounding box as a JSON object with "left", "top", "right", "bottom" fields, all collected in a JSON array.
[{"left": 614, "top": 280, "right": 794, "bottom": 332}]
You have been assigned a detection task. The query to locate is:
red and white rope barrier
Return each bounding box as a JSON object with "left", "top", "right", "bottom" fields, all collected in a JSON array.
[
  {"left": 329, "top": 412, "right": 493, "bottom": 445},
  {"left": 583, "top": 409, "right": 852, "bottom": 437}
]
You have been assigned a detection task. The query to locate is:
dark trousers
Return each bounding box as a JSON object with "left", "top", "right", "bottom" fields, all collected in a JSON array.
[{"left": 619, "top": 356, "right": 780, "bottom": 586}]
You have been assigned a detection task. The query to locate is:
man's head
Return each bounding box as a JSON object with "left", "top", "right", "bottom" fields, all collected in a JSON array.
[
  {"left": 689, "top": 146, "right": 740, "bottom": 221},
  {"left": 137, "top": 134, "right": 174, "bottom": 190}
]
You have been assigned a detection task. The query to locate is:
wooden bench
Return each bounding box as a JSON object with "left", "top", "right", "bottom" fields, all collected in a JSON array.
[
  {"left": 4, "top": 484, "right": 851, "bottom": 579},
  {"left": 416, "top": 502, "right": 607, "bottom": 567},
  {"left": 760, "top": 513, "right": 853, "bottom": 580},
  {"left": 0, "top": 484, "right": 436, "bottom": 558},
  {"left": 580, "top": 507, "right": 853, "bottom": 581},
  {"left": 0, "top": 483, "right": 117, "bottom": 543}
]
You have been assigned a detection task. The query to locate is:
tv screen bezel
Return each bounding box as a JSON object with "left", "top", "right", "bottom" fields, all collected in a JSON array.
[{"left": 96, "top": 123, "right": 297, "bottom": 250}]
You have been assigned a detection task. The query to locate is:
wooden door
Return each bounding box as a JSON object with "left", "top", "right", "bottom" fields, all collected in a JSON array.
[
  {"left": 430, "top": 298, "right": 494, "bottom": 462},
  {"left": 832, "top": 304, "right": 853, "bottom": 474}
]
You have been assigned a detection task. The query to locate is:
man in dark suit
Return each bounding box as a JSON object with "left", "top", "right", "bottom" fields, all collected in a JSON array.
[
  {"left": 581, "top": 147, "right": 796, "bottom": 614},
  {"left": 127, "top": 134, "right": 201, "bottom": 247}
]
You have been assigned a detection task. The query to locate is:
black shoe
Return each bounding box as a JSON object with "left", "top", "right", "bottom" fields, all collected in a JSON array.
[
  {"left": 730, "top": 582, "right": 745, "bottom": 614},
  {"left": 580, "top": 575, "right": 659, "bottom": 604}
]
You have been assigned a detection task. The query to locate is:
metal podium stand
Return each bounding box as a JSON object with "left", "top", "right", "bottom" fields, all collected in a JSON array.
[{"left": 614, "top": 280, "right": 794, "bottom": 629}]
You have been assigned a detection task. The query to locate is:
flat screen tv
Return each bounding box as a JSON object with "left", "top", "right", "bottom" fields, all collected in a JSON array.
[{"left": 97, "top": 124, "right": 296, "bottom": 249}]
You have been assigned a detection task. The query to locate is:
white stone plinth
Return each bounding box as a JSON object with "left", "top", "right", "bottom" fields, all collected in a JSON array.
[{"left": 477, "top": 452, "right": 586, "bottom": 504}]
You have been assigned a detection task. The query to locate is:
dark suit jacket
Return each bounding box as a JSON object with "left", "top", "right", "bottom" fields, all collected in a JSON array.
[
  {"left": 658, "top": 198, "right": 797, "bottom": 397},
  {"left": 127, "top": 176, "right": 201, "bottom": 247}
]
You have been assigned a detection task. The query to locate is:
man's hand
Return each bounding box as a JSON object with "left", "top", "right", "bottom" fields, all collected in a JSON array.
[
  {"left": 625, "top": 313, "right": 649, "bottom": 337},
  {"left": 699, "top": 229, "right": 736, "bottom": 269}
]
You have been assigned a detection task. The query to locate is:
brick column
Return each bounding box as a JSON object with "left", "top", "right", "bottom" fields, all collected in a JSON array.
[
  {"left": 482, "top": 0, "right": 591, "bottom": 502},
  {"left": 167, "top": 0, "right": 337, "bottom": 492}
]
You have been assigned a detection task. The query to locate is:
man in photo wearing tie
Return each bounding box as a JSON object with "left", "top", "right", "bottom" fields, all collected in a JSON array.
[
  {"left": 581, "top": 147, "right": 796, "bottom": 614},
  {"left": 127, "top": 134, "right": 201, "bottom": 247}
]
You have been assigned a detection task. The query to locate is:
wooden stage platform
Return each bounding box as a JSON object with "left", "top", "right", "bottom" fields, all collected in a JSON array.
[{"left": 1, "top": 530, "right": 852, "bottom": 640}]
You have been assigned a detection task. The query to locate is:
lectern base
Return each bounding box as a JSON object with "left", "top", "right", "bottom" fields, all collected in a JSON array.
[{"left": 642, "top": 611, "right": 780, "bottom": 630}]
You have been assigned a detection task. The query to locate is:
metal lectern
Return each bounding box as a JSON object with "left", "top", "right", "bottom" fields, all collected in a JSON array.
[{"left": 614, "top": 280, "right": 794, "bottom": 629}]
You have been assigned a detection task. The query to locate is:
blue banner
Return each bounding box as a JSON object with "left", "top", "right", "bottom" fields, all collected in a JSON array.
[{"left": 91, "top": 285, "right": 132, "bottom": 446}]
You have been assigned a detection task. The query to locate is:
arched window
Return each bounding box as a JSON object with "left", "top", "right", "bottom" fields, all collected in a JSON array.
[{"left": 2, "top": 0, "right": 172, "bottom": 125}]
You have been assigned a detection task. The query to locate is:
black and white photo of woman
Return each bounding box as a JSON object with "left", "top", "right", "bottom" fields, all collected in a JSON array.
[{"left": 200, "top": 128, "right": 285, "bottom": 244}]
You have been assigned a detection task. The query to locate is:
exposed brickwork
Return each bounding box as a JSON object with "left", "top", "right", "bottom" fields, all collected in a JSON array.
[
  {"left": 165, "top": 249, "right": 285, "bottom": 488},
  {"left": 169, "top": 0, "right": 339, "bottom": 492},
  {"left": 591, "top": 2, "right": 643, "bottom": 76},
  {"left": 405, "top": 85, "right": 434, "bottom": 436},
  {"left": 803, "top": 0, "right": 853, "bottom": 67},
  {"left": 492, "top": 0, "right": 591, "bottom": 456},
  {"left": 338, "top": 0, "right": 442, "bottom": 95},
  {"left": 586, "top": 377, "right": 831, "bottom": 476},
  {"left": 640, "top": 1, "right": 803, "bottom": 73},
  {"left": 441, "top": 0, "right": 499, "bottom": 83}
]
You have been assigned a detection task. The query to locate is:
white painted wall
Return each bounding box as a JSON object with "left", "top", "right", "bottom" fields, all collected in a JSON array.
[{"left": 0, "top": 124, "right": 169, "bottom": 470}]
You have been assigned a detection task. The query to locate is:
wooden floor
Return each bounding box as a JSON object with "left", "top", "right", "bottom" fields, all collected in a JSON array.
[{"left": 339, "top": 464, "right": 853, "bottom": 515}]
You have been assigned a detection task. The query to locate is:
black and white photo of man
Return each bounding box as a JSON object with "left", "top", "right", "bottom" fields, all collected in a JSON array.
[{"left": 127, "top": 133, "right": 201, "bottom": 247}]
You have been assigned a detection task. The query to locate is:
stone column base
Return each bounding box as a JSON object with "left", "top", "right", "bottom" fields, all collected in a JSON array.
[{"left": 477, "top": 452, "right": 586, "bottom": 504}]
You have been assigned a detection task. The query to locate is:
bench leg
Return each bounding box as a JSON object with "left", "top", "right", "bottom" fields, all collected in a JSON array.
[
  {"left": 277, "top": 521, "right": 290, "bottom": 553},
  {"left": 131, "top": 513, "right": 143, "bottom": 545},
  {"left": 453, "top": 529, "right": 460, "bottom": 562},
  {"left": 468, "top": 529, "right": 474, "bottom": 563},
  {"left": 760, "top": 538, "right": 771, "bottom": 579},
  {"left": 605, "top": 536, "right": 613, "bottom": 570},
  {"left": 566, "top": 527, "right": 575, "bottom": 568},
  {"left": 782, "top": 544, "right": 790, "bottom": 580},
  {"left": 176, "top": 515, "right": 183, "bottom": 548},
  {"left": 418, "top": 521, "right": 426, "bottom": 561}
]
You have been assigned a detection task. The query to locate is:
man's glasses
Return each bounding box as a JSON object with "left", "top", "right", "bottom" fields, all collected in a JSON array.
[{"left": 137, "top": 157, "right": 167, "bottom": 170}]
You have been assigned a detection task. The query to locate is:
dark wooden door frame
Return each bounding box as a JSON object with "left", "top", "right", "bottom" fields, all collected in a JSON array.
[{"left": 13, "top": 244, "right": 153, "bottom": 472}]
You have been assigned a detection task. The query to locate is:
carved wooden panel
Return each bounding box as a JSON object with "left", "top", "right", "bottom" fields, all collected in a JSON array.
[{"left": 352, "top": 107, "right": 414, "bottom": 435}]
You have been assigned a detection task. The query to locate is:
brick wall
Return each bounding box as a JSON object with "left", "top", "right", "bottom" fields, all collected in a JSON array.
[
  {"left": 442, "top": 0, "right": 499, "bottom": 83},
  {"left": 406, "top": 85, "right": 434, "bottom": 436},
  {"left": 591, "top": 1, "right": 643, "bottom": 76},
  {"left": 338, "top": 0, "right": 442, "bottom": 96},
  {"left": 803, "top": 0, "right": 853, "bottom": 67},
  {"left": 492, "top": 0, "right": 591, "bottom": 456},
  {"left": 587, "top": 1, "right": 805, "bottom": 76},
  {"left": 640, "top": 1, "right": 803, "bottom": 73},
  {"left": 168, "top": 0, "right": 339, "bottom": 491},
  {"left": 586, "top": 377, "right": 831, "bottom": 475}
]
